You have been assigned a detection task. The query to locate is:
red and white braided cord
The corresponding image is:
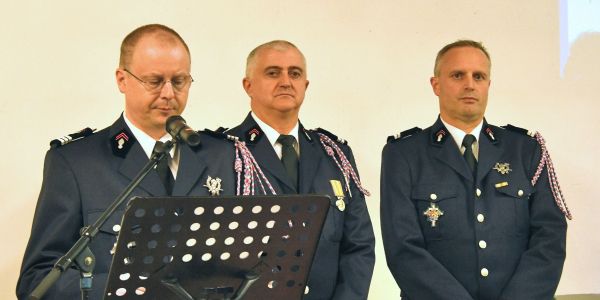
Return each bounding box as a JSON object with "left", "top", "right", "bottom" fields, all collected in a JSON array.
[
  {"left": 531, "top": 132, "right": 572, "bottom": 220},
  {"left": 234, "top": 140, "right": 276, "bottom": 196},
  {"left": 317, "top": 133, "right": 370, "bottom": 197}
]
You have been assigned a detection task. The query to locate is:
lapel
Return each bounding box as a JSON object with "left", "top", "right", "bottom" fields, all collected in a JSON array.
[
  {"left": 475, "top": 121, "right": 503, "bottom": 182},
  {"left": 172, "top": 143, "right": 207, "bottom": 196},
  {"left": 430, "top": 117, "right": 474, "bottom": 182},
  {"left": 238, "top": 113, "right": 297, "bottom": 193},
  {"left": 109, "top": 116, "right": 166, "bottom": 196},
  {"left": 298, "top": 125, "right": 322, "bottom": 194}
]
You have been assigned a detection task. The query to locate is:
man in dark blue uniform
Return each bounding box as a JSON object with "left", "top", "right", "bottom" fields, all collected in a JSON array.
[
  {"left": 226, "top": 40, "right": 375, "bottom": 299},
  {"left": 381, "top": 40, "right": 569, "bottom": 300},
  {"left": 17, "top": 24, "right": 238, "bottom": 299}
]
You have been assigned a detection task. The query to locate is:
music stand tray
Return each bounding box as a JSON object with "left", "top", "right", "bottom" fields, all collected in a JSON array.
[{"left": 104, "top": 195, "right": 330, "bottom": 300}]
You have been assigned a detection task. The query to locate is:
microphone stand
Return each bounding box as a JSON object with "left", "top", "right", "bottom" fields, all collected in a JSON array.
[{"left": 29, "top": 140, "right": 176, "bottom": 300}]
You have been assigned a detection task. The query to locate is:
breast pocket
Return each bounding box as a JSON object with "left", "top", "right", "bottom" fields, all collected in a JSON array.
[
  {"left": 493, "top": 182, "right": 533, "bottom": 237},
  {"left": 412, "top": 184, "right": 459, "bottom": 240}
]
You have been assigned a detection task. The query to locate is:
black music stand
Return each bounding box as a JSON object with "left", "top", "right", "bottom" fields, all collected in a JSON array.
[{"left": 104, "top": 195, "right": 330, "bottom": 300}]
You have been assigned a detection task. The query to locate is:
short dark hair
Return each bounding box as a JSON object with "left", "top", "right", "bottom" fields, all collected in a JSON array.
[
  {"left": 119, "top": 24, "right": 190, "bottom": 68},
  {"left": 434, "top": 39, "right": 490, "bottom": 76}
]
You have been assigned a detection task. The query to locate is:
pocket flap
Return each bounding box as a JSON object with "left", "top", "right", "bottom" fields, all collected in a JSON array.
[
  {"left": 411, "top": 184, "right": 457, "bottom": 202},
  {"left": 495, "top": 181, "right": 534, "bottom": 198},
  {"left": 87, "top": 210, "right": 126, "bottom": 235}
]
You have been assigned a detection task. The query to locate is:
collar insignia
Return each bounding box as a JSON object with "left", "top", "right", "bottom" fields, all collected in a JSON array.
[
  {"left": 111, "top": 130, "right": 135, "bottom": 158},
  {"left": 484, "top": 126, "right": 498, "bottom": 143},
  {"left": 434, "top": 129, "right": 448, "bottom": 144},
  {"left": 246, "top": 127, "right": 262, "bottom": 143},
  {"left": 303, "top": 128, "right": 312, "bottom": 142}
]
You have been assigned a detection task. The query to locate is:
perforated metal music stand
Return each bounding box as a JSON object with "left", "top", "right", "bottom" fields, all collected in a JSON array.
[{"left": 103, "top": 195, "right": 330, "bottom": 300}]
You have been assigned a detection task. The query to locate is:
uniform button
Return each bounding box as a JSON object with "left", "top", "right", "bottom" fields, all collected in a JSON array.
[
  {"left": 112, "top": 224, "right": 121, "bottom": 232},
  {"left": 476, "top": 188, "right": 482, "bottom": 197},
  {"left": 517, "top": 189, "right": 524, "bottom": 197},
  {"left": 477, "top": 214, "right": 485, "bottom": 222},
  {"left": 481, "top": 268, "right": 489, "bottom": 277},
  {"left": 479, "top": 240, "right": 487, "bottom": 249},
  {"left": 430, "top": 193, "right": 437, "bottom": 200},
  {"left": 304, "top": 286, "right": 310, "bottom": 295}
]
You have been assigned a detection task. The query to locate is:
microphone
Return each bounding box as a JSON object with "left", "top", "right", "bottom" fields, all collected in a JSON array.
[{"left": 166, "top": 115, "right": 201, "bottom": 146}]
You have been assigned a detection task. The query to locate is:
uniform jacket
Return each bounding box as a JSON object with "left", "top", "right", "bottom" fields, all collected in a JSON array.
[
  {"left": 226, "top": 113, "right": 375, "bottom": 300},
  {"left": 380, "top": 117, "right": 567, "bottom": 300},
  {"left": 17, "top": 115, "right": 237, "bottom": 300}
]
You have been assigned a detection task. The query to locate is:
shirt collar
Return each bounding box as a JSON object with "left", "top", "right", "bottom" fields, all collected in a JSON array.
[
  {"left": 251, "top": 111, "right": 299, "bottom": 147},
  {"left": 440, "top": 116, "right": 483, "bottom": 150},
  {"left": 123, "top": 111, "right": 174, "bottom": 159}
]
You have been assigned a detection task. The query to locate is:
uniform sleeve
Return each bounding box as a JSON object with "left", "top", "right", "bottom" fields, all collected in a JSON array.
[
  {"left": 331, "top": 148, "right": 376, "bottom": 300},
  {"left": 16, "top": 149, "right": 84, "bottom": 300},
  {"left": 498, "top": 143, "right": 567, "bottom": 299},
  {"left": 380, "top": 143, "right": 474, "bottom": 300}
]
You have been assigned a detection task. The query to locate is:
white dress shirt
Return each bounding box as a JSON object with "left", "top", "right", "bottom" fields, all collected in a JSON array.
[
  {"left": 124, "top": 112, "right": 179, "bottom": 178},
  {"left": 251, "top": 111, "right": 300, "bottom": 159},
  {"left": 440, "top": 117, "right": 483, "bottom": 161}
]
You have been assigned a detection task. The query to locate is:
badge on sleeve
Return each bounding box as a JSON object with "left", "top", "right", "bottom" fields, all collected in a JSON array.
[
  {"left": 423, "top": 203, "right": 444, "bottom": 227},
  {"left": 330, "top": 180, "right": 346, "bottom": 212}
]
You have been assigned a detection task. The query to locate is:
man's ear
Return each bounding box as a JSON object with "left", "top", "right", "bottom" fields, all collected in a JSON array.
[
  {"left": 430, "top": 76, "right": 440, "bottom": 96},
  {"left": 242, "top": 77, "right": 252, "bottom": 96},
  {"left": 116, "top": 68, "right": 127, "bottom": 93}
]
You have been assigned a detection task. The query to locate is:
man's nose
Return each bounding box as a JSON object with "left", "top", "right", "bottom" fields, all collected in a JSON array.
[
  {"left": 160, "top": 81, "right": 176, "bottom": 99},
  {"left": 464, "top": 76, "right": 475, "bottom": 90},
  {"left": 278, "top": 73, "right": 292, "bottom": 87}
]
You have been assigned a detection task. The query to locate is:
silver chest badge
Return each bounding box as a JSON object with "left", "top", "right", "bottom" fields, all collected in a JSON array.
[
  {"left": 493, "top": 162, "right": 512, "bottom": 175},
  {"left": 204, "top": 176, "right": 223, "bottom": 196}
]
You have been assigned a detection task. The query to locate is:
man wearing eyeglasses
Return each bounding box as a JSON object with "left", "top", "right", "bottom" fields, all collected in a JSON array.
[{"left": 17, "top": 24, "right": 238, "bottom": 299}]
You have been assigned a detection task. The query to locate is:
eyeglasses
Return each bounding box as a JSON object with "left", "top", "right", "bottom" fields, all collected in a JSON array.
[{"left": 123, "top": 68, "right": 194, "bottom": 93}]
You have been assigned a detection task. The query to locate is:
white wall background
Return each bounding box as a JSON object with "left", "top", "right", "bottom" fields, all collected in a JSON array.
[{"left": 1, "top": 1, "right": 598, "bottom": 298}]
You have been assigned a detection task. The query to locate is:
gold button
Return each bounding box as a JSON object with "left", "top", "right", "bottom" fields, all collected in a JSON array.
[
  {"left": 112, "top": 224, "right": 121, "bottom": 232},
  {"left": 477, "top": 214, "right": 485, "bottom": 223},
  {"left": 476, "top": 188, "right": 482, "bottom": 197},
  {"left": 430, "top": 193, "right": 437, "bottom": 200},
  {"left": 481, "top": 268, "right": 489, "bottom": 277},
  {"left": 479, "top": 240, "right": 487, "bottom": 249},
  {"left": 518, "top": 190, "right": 524, "bottom": 197}
]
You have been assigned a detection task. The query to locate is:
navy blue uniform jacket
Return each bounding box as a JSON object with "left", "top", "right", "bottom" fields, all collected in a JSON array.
[
  {"left": 17, "top": 116, "right": 237, "bottom": 300},
  {"left": 380, "top": 118, "right": 566, "bottom": 300},
  {"left": 227, "top": 113, "right": 375, "bottom": 300}
]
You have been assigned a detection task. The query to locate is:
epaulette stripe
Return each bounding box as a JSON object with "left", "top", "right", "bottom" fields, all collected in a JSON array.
[
  {"left": 49, "top": 127, "right": 96, "bottom": 148},
  {"left": 387, "top": 127, "right": 422, "bottom": 143},
  {"left": 502, "top": 124, "right": 535, "bottom": 137},
  {"left": 313, "top": 128, "right": 347, "bottom": 145}
]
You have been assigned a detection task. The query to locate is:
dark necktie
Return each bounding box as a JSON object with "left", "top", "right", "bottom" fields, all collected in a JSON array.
[
  {"left": 462, "top": 134, "right": 477, "bottom": 177},
  {"left": 277, "top": 135, "right": 298, "bottom": 190},
  {"left": 154, "top": 141, "right": 174, "bottom": 195}
]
